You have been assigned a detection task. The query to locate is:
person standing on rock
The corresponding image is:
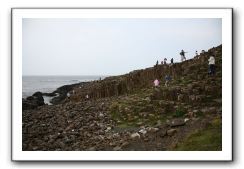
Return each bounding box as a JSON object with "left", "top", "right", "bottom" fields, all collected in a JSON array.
[
  {"left": 170, "top": 58, "right": 174, "bottom": 66},
  {"left": 208, "top": 54, "right": 216, "bottom": 75},
  {"left": 164, "top": 58, "right": 167, "bottom": 64},
  {"left": 154, "top": 79, "right": 160, "bottom": 88},
  {"left": 165, "top": 75, "right": 171, "bottom": 87},
  {"left": 180, "top": 50, "right": 187, "bottom": 62},
  {"left": 195, "top": 50, "right": 198, "bottom": 56},
  {"left": 155, "top": 60, "right": 159, "bottom": 67}
]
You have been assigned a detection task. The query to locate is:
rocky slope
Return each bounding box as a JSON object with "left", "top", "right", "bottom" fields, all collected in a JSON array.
[{"left": 22, "top": 45, "right": 222, "bottom": 151}]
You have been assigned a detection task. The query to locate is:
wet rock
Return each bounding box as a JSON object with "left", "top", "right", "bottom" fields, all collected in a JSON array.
[{"left": 22, "top": 92, "right": 45, "bottom": 110}]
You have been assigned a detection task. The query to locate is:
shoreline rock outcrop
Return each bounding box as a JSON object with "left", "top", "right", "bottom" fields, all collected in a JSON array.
[{"left": 22, "top": 91, "right": 45, "bottom": 110}]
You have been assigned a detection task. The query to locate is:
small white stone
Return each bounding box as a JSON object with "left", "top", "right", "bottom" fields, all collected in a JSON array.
[
  {"left": 139, "top": 129, "right": 147, "bottom": 135},
  {"left": 131, "top": 132, "right": 140, "bottom": 139},
  {"left": 184, "top": 118, "right": 190, "bottom": 122}
]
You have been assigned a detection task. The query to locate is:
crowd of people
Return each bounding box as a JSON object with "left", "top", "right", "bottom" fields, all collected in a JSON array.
[{"left": 153, "top": 49, "right": 216, "bottom": 88}]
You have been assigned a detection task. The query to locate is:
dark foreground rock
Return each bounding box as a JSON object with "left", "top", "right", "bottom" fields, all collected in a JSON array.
[{"left": 22, "top": 92, "right": 45, "bottom": 110}]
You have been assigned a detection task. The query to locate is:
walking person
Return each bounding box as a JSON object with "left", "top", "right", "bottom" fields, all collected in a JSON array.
[
  {"left": 165, "top": 75, "right": 171, "bottom": 87},
  {"left": 208, "top": 54, "right": 216, "bottom": 75},
  {"left": 153, "top": 79, "right": 160, "bottom": 88}
]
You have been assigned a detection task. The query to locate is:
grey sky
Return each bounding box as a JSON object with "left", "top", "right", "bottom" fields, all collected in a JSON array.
[{"left": 23, "top": 18, "right": 222, "bottom": 76}]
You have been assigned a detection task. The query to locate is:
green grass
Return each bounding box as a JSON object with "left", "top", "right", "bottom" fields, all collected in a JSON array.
[
  {"left": 195, "top": 111, "right": 204, "bottom": 117},
  {"left": 172, "top": 118, "right": 222, "bottom": 151},
  {"left": 109, "top": 98, "right": 168, "bottom": 128},
  {"left": 173, "top": 107, "right": 187, "bottom": 117}
]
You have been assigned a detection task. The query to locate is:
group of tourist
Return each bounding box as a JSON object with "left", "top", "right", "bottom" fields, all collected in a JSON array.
[
  {"left": 160, "top": 58, "right": 174, "bottom": 65},
  {"left": 153, "top": 74, "right": 171, "bottom": 88},
  {"left": 153, "top": 49, "right": 216, "bottom": 88}
]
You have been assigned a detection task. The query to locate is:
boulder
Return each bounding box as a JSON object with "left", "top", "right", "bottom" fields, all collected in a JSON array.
[
  {"left": 167, "top": 129, "right": 177, "bottom": 136},
  {"left": 22, "top": 91, "right": 44, "bottom": 110},
  {"left": 138, "top": 128, "right": 147, "bottom": 135},
  {"left": 131, "top": 133, "right": 140, "bottom": 139},
  {"left": 147, "top": 127, "right": 159, "bottom": 133},
  {"left": 169, "top": 118, "right": 185, "bottom": 127}
]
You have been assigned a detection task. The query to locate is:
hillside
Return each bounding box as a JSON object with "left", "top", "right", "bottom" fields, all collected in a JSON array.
[{"left": 22, "top": 45, "right": 222, "bottom": 151}]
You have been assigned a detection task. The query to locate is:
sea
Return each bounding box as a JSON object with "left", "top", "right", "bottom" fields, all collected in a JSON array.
[{"left": 22, "top": 75, "right": 105, "bottom": 98}]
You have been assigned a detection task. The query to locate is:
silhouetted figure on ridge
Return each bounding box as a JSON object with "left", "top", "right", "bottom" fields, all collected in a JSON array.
[
  {"left": 155, "top": 60, "right": 159, "bottom": 67},
  {"left": 164, "top": 58, "right": 167, "bottom": 64},
  {"left": 180, "top": 50, "right": 187, "bottom": 62}
]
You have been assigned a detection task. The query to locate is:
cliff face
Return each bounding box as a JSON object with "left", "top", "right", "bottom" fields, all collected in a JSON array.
[{"left": 22, "top": 45, "right": 222, "bottom": 151}]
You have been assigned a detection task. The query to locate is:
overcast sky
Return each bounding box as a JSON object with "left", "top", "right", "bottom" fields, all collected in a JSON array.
[{"left": 23, "top": 18, "right": 222, "bottom": 76}]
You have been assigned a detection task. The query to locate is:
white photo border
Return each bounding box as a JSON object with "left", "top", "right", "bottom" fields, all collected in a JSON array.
[{"left": 12, "top": 8, "right": 233, "bottom": 161}]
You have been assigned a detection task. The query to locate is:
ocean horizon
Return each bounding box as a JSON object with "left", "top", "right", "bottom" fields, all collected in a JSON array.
[{"left": 22, "top": 75, "right": 107, "bottom": 98}]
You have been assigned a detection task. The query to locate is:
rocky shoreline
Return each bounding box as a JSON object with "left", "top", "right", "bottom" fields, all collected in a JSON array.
[
  {"left": 23, "top": 45, "right": 222, "bottom": 151},
  {"left": 23, "top": 81, "right": 89, "bottom": 110}
]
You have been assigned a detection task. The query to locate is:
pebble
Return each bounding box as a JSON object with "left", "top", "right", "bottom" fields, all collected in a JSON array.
[
  {"left": 138, "top": 128, "right": 147, "bottom": 135},
  {"left": 167, "top": 129, "right": 177, "bottom": 136},
  {"left": 131, "top": 133, "right": 140, "bottom": 139}
]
